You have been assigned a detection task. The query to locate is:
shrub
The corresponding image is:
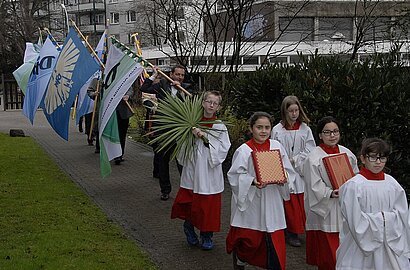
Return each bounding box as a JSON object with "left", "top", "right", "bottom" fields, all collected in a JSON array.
[{"left": 227, "top": 52, "right": 410, "bottom": 188}]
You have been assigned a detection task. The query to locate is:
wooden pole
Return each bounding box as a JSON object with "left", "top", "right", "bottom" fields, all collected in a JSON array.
[
  {"left": 72, "top": 95, "right": 78, "bottom": 120},
  {"left": 70, "top": 20, "right": 104, "bottom": 68},
  {"left": 88, "top": 80, "right": 100, "bottom": 141},
  {"left": 112, "top": 37, "right": 192, "bottom": 97}
]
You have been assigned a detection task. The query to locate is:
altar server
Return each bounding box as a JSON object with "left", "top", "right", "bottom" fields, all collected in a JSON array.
[
  {"left": 171, "top": 91, "right": 231, "bottom": 250},
  {"left": 304, "top": 116, "right": 359, "bottom": 270},
  {"left": 271, "top": 95, "right": 315, "bottom": 247},
  {"left": 227, "top": 111, "right": 296, "bottom": 270},
  {"left": 336, "top": 138, "right": 410, "bottom": 270}
]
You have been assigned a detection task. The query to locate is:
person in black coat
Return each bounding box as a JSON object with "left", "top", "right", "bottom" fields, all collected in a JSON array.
[
  {"left": 140, "top": 65, "right": 191, "bottom": 201},
  {"left": 114, "top": 87, "right": 134, "bottom": 165}
]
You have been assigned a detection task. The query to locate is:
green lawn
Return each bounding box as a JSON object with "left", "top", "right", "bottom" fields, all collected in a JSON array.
[{"left": 0, "top": 133, "right": 157, "bottom": 270}]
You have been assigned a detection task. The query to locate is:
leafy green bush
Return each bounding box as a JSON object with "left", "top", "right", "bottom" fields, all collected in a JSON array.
[
  {"left": 228, "top": 52, "right": 410, "bottom": 188},
  {"left": 128, "top": 106, "right": 150, "bottom": 144}
]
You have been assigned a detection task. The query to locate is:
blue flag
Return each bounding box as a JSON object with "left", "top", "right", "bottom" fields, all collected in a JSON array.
[
  {"left": 22, "top": 36, "right": 60, "bottom": 124},
  {"left": 41, "top": 28, "right": 100, "bottom": 140},
  {"left": 75, "top": 30, "right": 107, "bottom": 124},
  {"left": 75, "top": 70, "right": 99, "bottom": 124}
]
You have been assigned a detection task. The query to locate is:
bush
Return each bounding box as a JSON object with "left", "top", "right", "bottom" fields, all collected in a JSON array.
[{"left": 227, "top": 52, "right": 410, "bottom": 188}]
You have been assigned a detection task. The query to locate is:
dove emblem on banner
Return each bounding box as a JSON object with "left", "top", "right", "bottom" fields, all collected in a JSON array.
[{"left": 44, "top": 38, "right": 79, "bottom": 114}]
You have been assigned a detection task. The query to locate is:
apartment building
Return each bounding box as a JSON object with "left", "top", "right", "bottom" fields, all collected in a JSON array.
[{"left": 35, "top": 0, "right": 410, "bottom": 69}]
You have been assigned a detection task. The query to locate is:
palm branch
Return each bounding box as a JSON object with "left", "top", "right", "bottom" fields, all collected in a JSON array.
[{"left": 146, "top": 91, "right": 227, "bottom": 161}]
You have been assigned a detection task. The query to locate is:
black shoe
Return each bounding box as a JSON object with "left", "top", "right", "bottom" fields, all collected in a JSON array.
[
  {"left": 160, "top": 193, "right": 169, "bottom": 201},
  {"left": 153, "top": 172, "right": 159, "bottom": 179},
  {"left": 114, "top": 157, "right": 121, "bottom": 165},
  {"left": 87, "top": 139, "right": 94, "bottom": 146},
  {"left": 79, "top": 127, "right": 83, "bottom": 133},
  {"left": 95, "top": 148, "right": 100, "bottom": 154}
]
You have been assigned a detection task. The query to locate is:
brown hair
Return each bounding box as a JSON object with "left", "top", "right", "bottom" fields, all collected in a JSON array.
[
  {"left": 280, "top": 95, "right": 310, "bottom": 129},
  {"left": 171, "top": 65, "right": 186, "bottom": 73},
  {"left": 360, "top": 138, "right": 391, "bottom": 157},
  {"left": 248, "top": 111, "right": 274, "bottom": 128}
]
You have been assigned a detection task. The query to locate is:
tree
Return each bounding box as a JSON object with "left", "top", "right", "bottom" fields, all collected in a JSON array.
[{"left": 0, "top": 0, "right": 64, "bottom": 74}]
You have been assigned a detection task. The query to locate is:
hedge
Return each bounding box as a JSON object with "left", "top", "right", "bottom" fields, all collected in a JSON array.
[{"left": 227, "top": 52, "right": 410, "bottom": 188}]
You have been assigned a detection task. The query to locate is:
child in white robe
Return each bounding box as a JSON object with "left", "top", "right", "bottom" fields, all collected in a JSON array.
[
  {"left": 271, "top": 95, "right": 315, "bottom": 247},
  {"left": 336, "top": 138, "right": 410, "bottom": 270},
  {"left": 303, "top": 116, "right": 359, "bottom": 270},
  {"left": 171, "top": 91, "right": 231, "bottom": 250},
  {"left": 226, "top": 111, "right": 296, "bottom": 270}
]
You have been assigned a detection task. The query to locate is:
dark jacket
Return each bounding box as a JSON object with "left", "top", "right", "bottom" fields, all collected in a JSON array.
[
  {"left": 116, "top": 87, "right": 134, "bottom": 119},
  {"left": 140, "top": 78, "right": 191, "bottom": 101}
]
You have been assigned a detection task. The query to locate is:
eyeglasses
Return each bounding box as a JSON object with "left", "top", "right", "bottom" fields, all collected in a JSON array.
[
  {"left": 366, "top": 155, "right": 387, "bottom": 163},
  {"left": 321, "top": 129, "right": 340, "bottom": 136},
  {"left": 204, "top": 100, "right": 220, "bottom": 106}
]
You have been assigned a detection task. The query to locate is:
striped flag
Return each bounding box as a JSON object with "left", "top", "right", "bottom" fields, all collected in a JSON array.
[{"left": 98, "top": 37, "right": 144, "bottom": 177}]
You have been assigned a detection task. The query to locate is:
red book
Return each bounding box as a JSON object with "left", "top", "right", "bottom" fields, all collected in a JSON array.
[
  {"left": 322, "top": 153, "right": 355, "bottom": 189},
  {"left": 251, "top": 150, "right": 287, "bottom": 185}
]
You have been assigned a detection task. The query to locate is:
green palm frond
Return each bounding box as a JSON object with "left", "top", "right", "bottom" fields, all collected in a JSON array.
[{"left": 146, "top": 91, "right": 228, "bottom": 161}]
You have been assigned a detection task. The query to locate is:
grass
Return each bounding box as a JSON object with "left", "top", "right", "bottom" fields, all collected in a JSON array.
[{"left": 0, "top": 133, "right": 157, "bottom": 270}]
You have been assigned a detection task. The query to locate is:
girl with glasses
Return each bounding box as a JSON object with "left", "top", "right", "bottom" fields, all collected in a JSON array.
[
  {"left": 336, "top": 138, "right": 410, "bottom": 269},
  {"left": 303, "top": 116, "right": 359, "bottom": 270},
  {"left": 271, "top": 96, "right": 316, "bottom": 247}
]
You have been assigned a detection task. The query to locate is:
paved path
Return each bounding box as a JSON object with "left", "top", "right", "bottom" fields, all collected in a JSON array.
[{"left": 0, "top": 110, "right": 315, "bottom": 270}]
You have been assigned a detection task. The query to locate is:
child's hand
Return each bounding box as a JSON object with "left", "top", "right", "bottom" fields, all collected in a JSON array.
[
  {"left": 253, "top": 178, "right": 267, "bottom": 189},
  {"left": 331, "top": 189, "right": 339, "bottom": 198},
  {"left": 192, "top": 127, "right": 204, "bottom": 138}
]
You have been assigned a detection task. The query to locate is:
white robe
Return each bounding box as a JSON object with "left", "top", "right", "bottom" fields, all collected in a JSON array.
[
  {"left": 227, "top": 139, "right": 296, "bottom": 232},
  {"left": 304, "top": 145, "right": 359, "bottom": 232},
  {"left": 336, "top": 174, "right": 410, "bottom": 270},
  {"left": 271, "top": 122, "right": 316, "bottom": 193},
  {"left": 177, "top": 122, "right": 231, "bottom": 195}
]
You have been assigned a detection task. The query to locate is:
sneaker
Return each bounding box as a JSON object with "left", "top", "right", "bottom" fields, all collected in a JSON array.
[
  {"left": 233, "top": 252, "right": 246, "bottom": 270},
  {"left": 200, "top": 234, "right": 213, "bottom": 250},
  {"left": 183, "top": 221, "right": 199, "bottom": 246},
  {"left": 160, "top": 193, "right": 169, "bottom": 201}
]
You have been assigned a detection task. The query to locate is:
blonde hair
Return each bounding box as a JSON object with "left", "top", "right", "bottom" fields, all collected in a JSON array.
[{"left": 203, "top": 90, "right": 222, "bottom": 104}]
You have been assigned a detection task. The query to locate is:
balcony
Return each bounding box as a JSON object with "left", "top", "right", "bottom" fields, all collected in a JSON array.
[
  {"left": 78, "top": 24, "right": 106, "bottom": 33},
  {"left": 66, "top": 1, "right": 105, "bottom": 14}
]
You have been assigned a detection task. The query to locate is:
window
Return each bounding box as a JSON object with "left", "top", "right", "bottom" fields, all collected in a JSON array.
[
  {"left": 192, "top": 56, "right": 207, "bottom": 66},
  {"left": 243, "top": 14, "right": 267, "bottom": 39},
  {"left": 110, "top": 12, "right": 119, "bottom": 24},
  {"left": 362, "top": 17, "right": 392, "bottom": 41},
  {"left": 157, "top": 59, "right": 170, "bottom": 66},
  {"left": 94, "top": 14, "right": 104, "bottom": 25},
  {"left": 269, "top": 56, "right": 288, "bottom": 64},
  {"left": 177, "top": 31, "right": 185, "bottom": 42},
  {"left": 318, "top": 17, "right": 353, "bottom": 41},
  {"left": 127, "top": 11, "right": 136, "bottom": 23},
  {"left": 279, "top": 17, "right": 314, "bottom": 41},
  {"left": 242, "top": 56, "right": 259, "bottom": 65},
  {"left": 176, "top": 7, "right": 184, "bottom": 19},
  {"left": 109, "top": 0, "right": 118, "bottom": 3}
]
